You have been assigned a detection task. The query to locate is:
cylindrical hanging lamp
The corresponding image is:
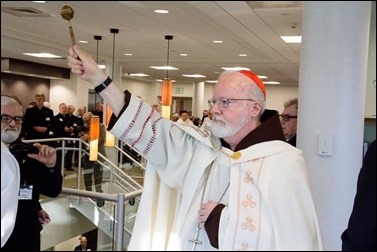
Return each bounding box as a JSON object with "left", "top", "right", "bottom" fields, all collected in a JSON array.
[
  {"left": 161, "top": 78, "right": 173, "bottom": 105},
  {"left": 89, "top": 115, "right": 100, "bottom": 161},
  {"left": 161, "top": 35, "right": 173, "bottom": 118}
]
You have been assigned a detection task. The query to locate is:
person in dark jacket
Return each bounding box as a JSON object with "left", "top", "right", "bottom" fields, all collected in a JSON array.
[
  {"left": 341, "top": 140, "right": 376, "bottom": 251},
  {"left": 21, "top": 93, "right": 55, "bottom": 142},
  {"left": 73, "top": 235, "right": 94, "bottom": 251},
  {"left": 1, "top": 95, "right": 63, "bottom": 251}
]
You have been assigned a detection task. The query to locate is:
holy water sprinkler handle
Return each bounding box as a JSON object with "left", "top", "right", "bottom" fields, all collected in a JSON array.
[{"left": 60, "top": 5, "right": 76, "bottom": 47}]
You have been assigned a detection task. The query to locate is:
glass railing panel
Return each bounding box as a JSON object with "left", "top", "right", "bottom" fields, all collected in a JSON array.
[
  {"left": 41, "top": 187, "right": 142, "bottom": 250},
  {"left": 24, "top": 137, "right": 145, "bottom": 250},
  {"left": 41, "top": 192, "right": 115, "bottom": 250}
]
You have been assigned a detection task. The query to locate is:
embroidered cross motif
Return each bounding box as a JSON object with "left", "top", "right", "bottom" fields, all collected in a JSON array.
[
  {"left": 244, "top": 170, "right": 254, "bottom": 183},
  {"left": 240, "top": 242, "right": 249, "bottom": 251},
  {"left": 241, "top": 217, "right": 256, "bottom": 231},
  {"left": 242, "top": 193, "right": 256, "bottom": 208}
]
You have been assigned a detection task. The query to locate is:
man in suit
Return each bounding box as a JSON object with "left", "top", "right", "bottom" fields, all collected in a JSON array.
[
  {"left": 21, "top": 93, "right": 54, "bottom": 142},
  {"left": 74, "top": 235, "right": 93, "bottom": 251}
]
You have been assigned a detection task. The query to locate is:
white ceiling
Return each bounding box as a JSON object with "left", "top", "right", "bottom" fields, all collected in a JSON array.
[{"left": 1, "top": 1, "right": 303, "bottom": 85}]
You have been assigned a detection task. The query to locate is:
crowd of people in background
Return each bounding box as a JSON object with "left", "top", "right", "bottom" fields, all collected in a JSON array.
[
  {"left": 14, "top": 92, "right": 299, "bottom": 176},
  {"left": 17, "top": 94, "right": 109, "bottom": 176},
  {"left": 169, "top": 109, "right": 212, "bottom": 128}
]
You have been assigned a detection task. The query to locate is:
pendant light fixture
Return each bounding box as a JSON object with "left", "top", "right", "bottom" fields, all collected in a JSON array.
[
  {"left": 161, "top": 35, "right": 173, "bottom": 119},
  {"left": 105, "top": 28, "right": 119, "bottom": 147},
  {"left": 89, "top": 115, "right": 100, "bottom": 161}
]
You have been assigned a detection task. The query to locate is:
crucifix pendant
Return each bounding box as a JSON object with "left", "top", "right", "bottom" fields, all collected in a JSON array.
[{"left": 189, "top": 225, "right": 202, "bottom": 251}]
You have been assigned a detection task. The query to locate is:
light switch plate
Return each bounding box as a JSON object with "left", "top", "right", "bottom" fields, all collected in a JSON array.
[{"left": 319, "top": 134, "right": 332, "bottom": 156}]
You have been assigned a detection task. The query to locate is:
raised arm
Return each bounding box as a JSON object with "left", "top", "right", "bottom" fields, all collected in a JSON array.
[{"left": 68, "top": 45, "right": 125, "bottom": 117}]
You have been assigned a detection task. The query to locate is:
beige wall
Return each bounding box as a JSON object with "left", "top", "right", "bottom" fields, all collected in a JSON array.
[{"left": 1, "top": 73, "right": 50, "bottom": 112}]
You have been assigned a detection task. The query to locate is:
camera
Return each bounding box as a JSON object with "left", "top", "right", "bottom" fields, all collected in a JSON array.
[
  {"left": 74, "top": 125, "right": 88, "bottom": 137},
  {"left": 9, "top": 141, "right": 39, "bottom": 158},
  {"left": 76, "top": 125, "right": 88, "bottom": 132}
]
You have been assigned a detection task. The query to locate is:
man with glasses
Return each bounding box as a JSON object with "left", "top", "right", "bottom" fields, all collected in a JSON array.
[
  {"left": 280, "top": 98, "right": 298, "bottom": 147},
  {"left": 68, "top": 45, "right": 323, "bottom": 250},
  {"left": 1, "top": 95, "right": 63, "bottom": 251},
  {"left": 1, "top": 96, "right": 20, "bottom": 247}
]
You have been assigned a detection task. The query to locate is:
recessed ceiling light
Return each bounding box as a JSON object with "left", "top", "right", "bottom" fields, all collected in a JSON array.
[
  {"left": 23, "top": 53, "right": 62, "bottom": 58},
  {"left": 98, "top": 65, "right": 106, "bottom": 69},
  {"left": 280, "top": 36, "right": 301, "bottom": 43},
  {"left": 180, "top": 53, "right": 188, "bottom": 56},
  {"left": 182, "top": 74, "right": 206, "bottom": 78},
  {"left": 130, "top": 73, "right": 149, "bottom": 77},
  {"left": 150, "top": 66, "right": 179, "bottom": 70},
  {"left": 78, "top": 40, "right": 88, "bottom": 44},
  {"left": 221, "top": 67, "right": 250, "bottom": 71},
  {"left": 206, "top": 80, "right": 217, "bottom": 83},
  {"left": 263, "top": 81, "right": 280, "bottom": 85},
  {"left": 213, "top": 40, "right": 223, "bottom": 44},
  {"left": 155, "top": 9, "right": 169, "bottom": 14},
  {"left": 156, "top": 79, "right": 176, "bottom": 82},
  {"left": 124, "top": 53, "right": 133, "bottom": 56},
  {"left": 239, "top": 54, "right": 247, "bottom": 57}
]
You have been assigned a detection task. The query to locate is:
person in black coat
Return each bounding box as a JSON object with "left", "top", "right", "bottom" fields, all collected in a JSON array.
[
  {"left": 1, "top": 95, "right": 63, "bottom": 251},
  {"left": 74, "top": 236, "right": 94, "bottom": 251},
  {"left": 1, "top": 139, "right": 63, "bottom": 251},
  {"left": 91, "top": 102, "right": 103, "bottom": 123},
  {"left": 341, "top": 140, "right": 376, "bottom": 251},
  {"left": 21, "top": 93, "right": 54, "bottom": 142},
  {"left": 65, "top": 105, "right": 83, "bottom": 171}
]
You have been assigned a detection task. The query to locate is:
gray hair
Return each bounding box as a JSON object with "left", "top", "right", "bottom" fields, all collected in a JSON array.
[
  {"left": 83, "top": 112, "right": 93, "bottom": 122},
  {"left": 217, "top": 70, "right": 266, "bottom": 115},
  {"left": 283, "top": 98, "right": 298, "bottom": 109},
  {"left": 1, "top": 95, "right": 23, "bottom": 113}
]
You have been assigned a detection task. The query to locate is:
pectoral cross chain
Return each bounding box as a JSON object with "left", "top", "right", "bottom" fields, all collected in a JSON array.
[{"left": 189, "top": 225, "right": 202, "bottom": 251}]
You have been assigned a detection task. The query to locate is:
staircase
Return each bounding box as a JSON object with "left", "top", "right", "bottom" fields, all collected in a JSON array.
[{"left": 37, "top": 137, "right": 145, "bottom": 250}]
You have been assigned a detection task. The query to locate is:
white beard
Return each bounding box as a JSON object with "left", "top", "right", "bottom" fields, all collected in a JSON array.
[
  {"left": 1, "top": 128, "right": 20, "bottom": 144},
  {"left": 211, "top": 115, "right": 248, "bottom": 138}
]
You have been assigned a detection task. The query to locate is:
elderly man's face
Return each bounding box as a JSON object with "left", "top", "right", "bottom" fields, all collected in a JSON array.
[
  {"left": 1, "top": 103, "right": 23, "bottom": 144},
  {"left": 96, "top": 103, "right": 103, "bottom": 111},
  {"left": 210, "top": 73, "right": 255, "bottom": 138},
  {"left": 280, "top": 104, "right": 297, "bottom": 139}
]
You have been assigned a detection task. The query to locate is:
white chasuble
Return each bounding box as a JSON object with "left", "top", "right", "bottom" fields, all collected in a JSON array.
[{"left": 110, "top": 95, "right": 324, "bottom": 251}]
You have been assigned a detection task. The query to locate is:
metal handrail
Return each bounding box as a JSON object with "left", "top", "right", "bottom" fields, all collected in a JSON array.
[
  {"left": 22, "top": 137, "right": 145, "bottom": 250},
  {"left": 61, "top": 187, "right": 142, "bottom": 251},
  {"left": 22, "top": 137, "right": 145, "bottom": 190}
]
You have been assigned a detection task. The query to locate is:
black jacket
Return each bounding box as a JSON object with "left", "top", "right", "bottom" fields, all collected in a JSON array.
[
  {"left": 1, "top": 140, "right": 63, "bottom": 251},
  {"left": 74, "top": 244, "right": 94, "bottom": 251},
  {"left": 21, "top": 105, "right": 54, "bottom": 140},
  {"left": 341, "top": 140, "right": 376, "bottom": 251}
]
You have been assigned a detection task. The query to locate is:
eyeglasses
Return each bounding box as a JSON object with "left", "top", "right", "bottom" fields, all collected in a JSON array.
[
  {"left": 279, "top": 114, "right": 297, "bottom": 122},
  {"left": 1, "top": 114, "right": 23, "bottom": 125},
  {"left": 208, "top": 98, "right": 255, "bottom": 109}
]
